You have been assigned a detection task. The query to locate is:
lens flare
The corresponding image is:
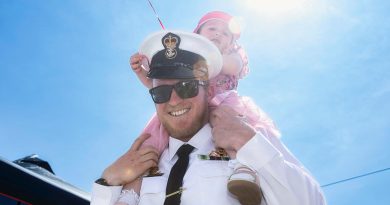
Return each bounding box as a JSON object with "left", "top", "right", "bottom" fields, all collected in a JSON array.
[{"left": 242, "top": 0, "right": 308, "bottom": 17}]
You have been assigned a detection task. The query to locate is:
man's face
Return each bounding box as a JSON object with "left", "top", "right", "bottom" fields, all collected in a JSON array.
[{"left": 152, "top": 78, "right": 209, "bottom": 142}]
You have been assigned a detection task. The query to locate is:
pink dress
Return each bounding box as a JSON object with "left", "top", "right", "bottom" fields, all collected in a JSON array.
[{"left": 208, "top": 74, "right": 280, "bottom": 139}]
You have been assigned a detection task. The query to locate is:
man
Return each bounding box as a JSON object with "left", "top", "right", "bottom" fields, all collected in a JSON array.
[{"left": 91, "top": 30, "right": 326, "bottom": 205}]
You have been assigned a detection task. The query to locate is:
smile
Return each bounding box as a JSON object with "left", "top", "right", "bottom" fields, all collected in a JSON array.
[{"left": 169, "top": 108, "right": 190, "bottom": 117}]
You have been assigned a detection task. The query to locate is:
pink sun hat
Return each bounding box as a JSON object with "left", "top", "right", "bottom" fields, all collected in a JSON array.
[{"left": 193, "top": 11, "right": 241, "bottom": 40}]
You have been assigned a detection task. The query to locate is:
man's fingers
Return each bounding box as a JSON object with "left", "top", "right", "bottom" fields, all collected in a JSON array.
[
  {"left": 209, "top": 111, "right": 219, "bottom": 128},
  {"left": 140, "top": 160, "right": 158, "bottom": 171},
  {"left": 218, "top": 105, "right": 239, "bottom": 116},
  {"left": 139, "top": 152, "right": 159, "bottom": 164},
  {"left": 138, "top": 146, "right": 159, "bottom": 164},
  {"left": 210, "top": 105, "right": 243, "bottom": 128},
  {"left": 138, "top": 145, "right": 159, "bottom": 156},
  {"left": 129, "top": 133, "right": 151, "bottom": 152},
  {"left": 210, "top": 106, "right": 223, "bottom": 126},
  {"left": 209, "top": 109, "right": 227, "bottom": 128}
]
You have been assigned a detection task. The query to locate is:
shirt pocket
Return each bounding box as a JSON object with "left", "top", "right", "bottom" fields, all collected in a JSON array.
[
  {"left": 139, "top": 176, "right": 167, "bottom": 205},
  {"left": 189, "top": 160, "right": 231, "bottom": 187},
  {"left": 181, "top": 160, "right": 238, "bottom": 205},
  {"left": 199, "top": 160, "right": 231, "bottom": 177}
]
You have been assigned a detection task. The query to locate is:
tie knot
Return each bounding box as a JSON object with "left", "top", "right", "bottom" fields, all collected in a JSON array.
[{"left": 176, "top": 144, "right": 194, "bottom": 158}]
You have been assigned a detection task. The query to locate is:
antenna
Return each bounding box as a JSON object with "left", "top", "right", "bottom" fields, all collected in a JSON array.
[{"left": 146, "top": 0, "right": 166, "bottom": 30}]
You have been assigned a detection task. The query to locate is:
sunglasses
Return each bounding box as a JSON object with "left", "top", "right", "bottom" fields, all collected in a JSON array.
[{"left": 149, "top": 80, "right": 208, "bottom": 104}]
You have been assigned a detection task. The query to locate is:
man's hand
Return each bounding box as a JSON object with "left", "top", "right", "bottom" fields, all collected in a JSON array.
[
  {"left": 209, "top": 105, "right": 256, "bottom": 158},
  {"left": 101, "top": 133, "right": 159, "bottom": 186}
]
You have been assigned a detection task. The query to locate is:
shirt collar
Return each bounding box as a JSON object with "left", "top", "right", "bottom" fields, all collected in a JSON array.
[{"left": 167, "top": 123, "right": 212, "bottom": 161}]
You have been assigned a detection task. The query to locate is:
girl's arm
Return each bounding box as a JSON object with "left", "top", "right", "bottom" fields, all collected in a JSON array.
[
  {"left": 221, "top": 52, "right": 243, "bottom": 76},
  {"left": 130, "top": 53, "right": 153, "bottom": 89}
]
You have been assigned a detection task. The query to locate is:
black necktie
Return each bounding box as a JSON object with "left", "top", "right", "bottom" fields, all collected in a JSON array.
[{"left": 164, "top": 144, "right": 194, "bottom": 205}]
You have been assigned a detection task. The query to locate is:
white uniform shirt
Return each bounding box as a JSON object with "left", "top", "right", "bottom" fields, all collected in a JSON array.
[{"left": 91, "top": 124, "right": 326, "bottom": 205}]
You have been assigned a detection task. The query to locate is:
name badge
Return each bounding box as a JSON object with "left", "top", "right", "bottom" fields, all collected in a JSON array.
[{"left": 197, "top": 154, "right": 230, "bottom": 161}]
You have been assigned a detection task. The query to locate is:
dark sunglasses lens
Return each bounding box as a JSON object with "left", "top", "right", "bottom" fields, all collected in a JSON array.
[
  {"left": 150, "top": 85, "right": 173, "bottom": 103},
  {"left": 175, "top": 81, "right": 199, "bottom": 99}
]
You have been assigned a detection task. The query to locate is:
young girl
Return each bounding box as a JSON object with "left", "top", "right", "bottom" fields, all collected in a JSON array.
[{"left": 118, "top": 11, "right": 281, "bottom": 205}]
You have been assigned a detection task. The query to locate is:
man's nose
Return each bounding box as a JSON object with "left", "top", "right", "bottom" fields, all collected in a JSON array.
[{"left": 168, "top": 89, "right": 183, "bottom": 106}]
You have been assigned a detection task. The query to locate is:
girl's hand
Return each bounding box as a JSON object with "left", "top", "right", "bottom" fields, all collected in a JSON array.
[
  {"left": 129, "top": 53, "right": 153, "bottom": 89},
  {"left": 130, "top": 53, "right": 148, "bottom": 72},
  {"left": 221, "top": 42, "right": 235, "bottom": 55}
]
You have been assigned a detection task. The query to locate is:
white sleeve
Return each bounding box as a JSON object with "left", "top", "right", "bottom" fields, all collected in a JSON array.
[
  {"left": 236, "top": 133, "right": 327, "bottom": 205},
  {"left": 90, "top": 183, "right": 126, "bottom": 205},
  {"left": 115, "top": 189, "right": 140, "bottom": 205}
]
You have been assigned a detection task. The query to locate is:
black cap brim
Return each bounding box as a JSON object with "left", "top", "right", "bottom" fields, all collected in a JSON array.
[
  {"left": 147, "top": 66, "right": 195, "bottom": 79},
  {"left": 147, "top": 48, "right": 207, "bottom": 79}
]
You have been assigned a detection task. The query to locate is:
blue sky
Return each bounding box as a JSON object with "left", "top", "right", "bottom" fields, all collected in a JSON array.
[{"left": 1, "top": 0, "right": 389, "bottom": 204}]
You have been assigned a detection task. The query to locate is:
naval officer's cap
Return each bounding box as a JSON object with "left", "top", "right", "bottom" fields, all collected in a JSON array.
[{"left": 139, "top": 30, "right": 222, "bottom": 80}]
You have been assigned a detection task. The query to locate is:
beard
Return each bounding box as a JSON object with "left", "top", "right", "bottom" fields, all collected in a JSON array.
[
  {"left": 160, "top": 96, "right": 209, "bottom": 142},
  {"left": 163, "top": 113, "right": 207, "bottom": 141}
]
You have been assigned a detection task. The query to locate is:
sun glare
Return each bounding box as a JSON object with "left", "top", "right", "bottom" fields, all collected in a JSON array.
[
  {"left": 242, "top": 0, "right": 309, "bottom": 17},
  {"left": 229, "top": 16, "right": 244, "bottom": 35}
]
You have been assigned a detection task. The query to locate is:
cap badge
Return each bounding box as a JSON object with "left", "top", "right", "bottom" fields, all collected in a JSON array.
[{"left": 162, "top": 33, "right": 180, "bottom": 59}]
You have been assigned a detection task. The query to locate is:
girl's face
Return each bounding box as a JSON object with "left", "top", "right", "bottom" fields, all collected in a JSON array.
[{"left": 198, "top": 19, "right": 233, "bottom": 53}]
